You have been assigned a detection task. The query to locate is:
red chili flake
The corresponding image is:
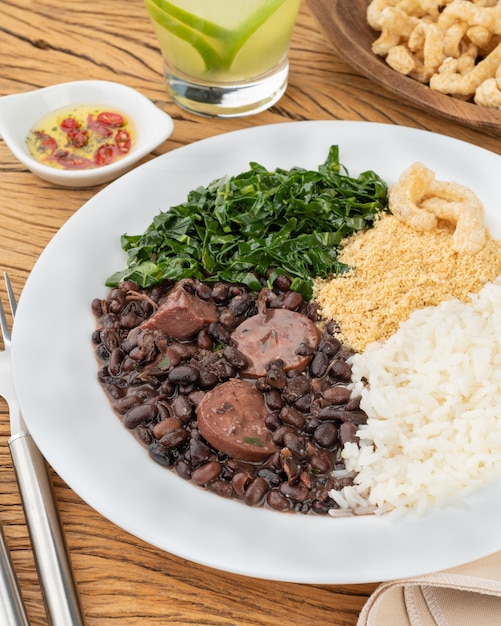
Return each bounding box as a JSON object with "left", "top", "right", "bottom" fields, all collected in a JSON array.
[
  {"left": 97, "top": 111, "right": 125, "bottom": 128},
  {"left": 60, "top": 117, "right": 81, "bottom": 131},
  {"left": 53, "top": 150, "right": 92, "bottom": 169},
  {"left": 33, "top": 131, "right": 58, "bottom": 153},
  {"left": 94, "top": 144, "right": 117, "bottom": 166},
  {"left": 67, "top": 128, "right": 89, "bottom": 148},
  {"left": 86, "top": 114, "right": 114, "bottom": 138},
  {"left": 115, "top": 129, "right": 131, "bottom": 154}
]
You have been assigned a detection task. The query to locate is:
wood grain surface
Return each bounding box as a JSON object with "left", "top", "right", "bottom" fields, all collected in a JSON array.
[
  {"left": 307, "top": 0, "right": 501, "bottom": 135},
  {"left": 0, "top": 1, "right": 500, "bottom": 625}
]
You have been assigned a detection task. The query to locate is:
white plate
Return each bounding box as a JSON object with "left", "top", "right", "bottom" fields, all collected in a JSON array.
[{"left": 11, "top": 121, "right": 501, "bottom": 584}]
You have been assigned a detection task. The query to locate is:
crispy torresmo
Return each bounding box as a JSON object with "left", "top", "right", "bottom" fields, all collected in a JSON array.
[
  {"left": 367, "top": 0, "right": 501, "bottom": 109},
  {"left": 389, "top": 161, "right": 486, "bottom": 254}
]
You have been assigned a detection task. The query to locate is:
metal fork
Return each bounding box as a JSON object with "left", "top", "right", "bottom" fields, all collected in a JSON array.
[
  {"left": 0, "top": 285, "right": 29, "bottom": 624},
  {"left": 1, "top": 272, "right": 86, "bottom": 626}
]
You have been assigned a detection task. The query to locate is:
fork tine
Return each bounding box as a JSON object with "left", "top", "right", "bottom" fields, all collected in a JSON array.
[
  {"left": 0, "top": 285, "right": 10, "bottom": 345},
  {"left": 3, "top": 273, "right": 17, "bottom": 318}
]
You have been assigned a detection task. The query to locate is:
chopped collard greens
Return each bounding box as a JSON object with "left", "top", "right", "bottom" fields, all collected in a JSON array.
[{"left": 106, "top": 145, "right": 388, "bottom": 300}]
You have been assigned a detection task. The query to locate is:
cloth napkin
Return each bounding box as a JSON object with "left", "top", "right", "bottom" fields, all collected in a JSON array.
[{"left": 358, "top": 551, "right": 501, "bottom": 626}]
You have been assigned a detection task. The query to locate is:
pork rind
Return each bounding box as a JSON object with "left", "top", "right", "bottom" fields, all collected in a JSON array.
[
  {"left": 368, "top": 0, "right": 501, "bottom": 109},
  {"left": 389, "top": 162, "right": 486, "bottom": 254}
]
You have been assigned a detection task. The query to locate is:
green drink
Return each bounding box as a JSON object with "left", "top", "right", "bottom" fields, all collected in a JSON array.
[{"left": 144, "top": 0, "right": 302, "bottom": 117}]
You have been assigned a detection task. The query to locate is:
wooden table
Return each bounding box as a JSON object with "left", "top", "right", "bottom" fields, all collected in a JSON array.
[{"left": 0, "top": 2, "right": 500, "bottom": 624}]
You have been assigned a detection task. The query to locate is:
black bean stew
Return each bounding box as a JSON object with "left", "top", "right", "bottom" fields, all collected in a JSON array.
[{"left": 91, "top": 276, "right": 367, "bottom": 515}]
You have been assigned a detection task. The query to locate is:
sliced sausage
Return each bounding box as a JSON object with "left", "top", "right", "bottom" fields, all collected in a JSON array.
[
  {"left": 230, "top": 307, "right": 321, "bottom": 377},
  {"left": 140, "top": 280, "right": 217, "bottom": 340},
  {"left": 197, "top": 379, "right": 276, "bottom": 462}
]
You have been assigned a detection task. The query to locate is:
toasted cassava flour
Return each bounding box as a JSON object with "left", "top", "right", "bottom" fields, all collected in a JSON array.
[{"left": 313, "top": 214, "right": 501, "bottom": 352}]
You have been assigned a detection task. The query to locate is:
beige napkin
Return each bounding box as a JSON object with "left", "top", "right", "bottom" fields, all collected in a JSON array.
[{"left": 358, "top": 551, "right": 501, "bottom": 626}]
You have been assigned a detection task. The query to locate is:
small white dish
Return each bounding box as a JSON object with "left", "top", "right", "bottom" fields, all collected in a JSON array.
[{"left": 0, "top": 80, "right": 174, "bottom": 187}]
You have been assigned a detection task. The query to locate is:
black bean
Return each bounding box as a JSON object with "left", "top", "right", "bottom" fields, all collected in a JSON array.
[
  {"left": 265, "top": 389, "right": 285, "bottom": 410},
  {"left": 210, "top": 359, "right": 236, "bottom": 380},
  {"left": 168, "top": 365, "right": 199, "bottom": 385},
  {"left": 208, "top": 480, "right": 234, "bottom": 498},
  {"left": 283, "top": 432, "right": 307, "bottom": 460},
  {"left": 264, "top": 411, "right": 281, "bottom": 431},
  {"left": 197, "top": 368, "right": 219, "bottom": 389},
  {"left": 329, "top": 359, "right": 352, "bottom": 380},
  {"left": 228, "top": 293, "right": 253, "bottom": 316},
  {"left": 318, "top": 336, "right": 341, "bottom": 357},
  {"left": 187, "top": 390, "right": 205, "bottom": 407},
  {"left": 171, "top": 395, "right": 193, "bottom": 420},
  {"left": 196, "top": 283, "right": 212, "bottom": 301},
  {"left": 279, "top": 481, "right": 309, "bottom": 502},
  {"left": 108, "top": 348, "right": 123, "bottom": 376},
  {"left": 120, "top": 312, "right": 142, "bottom": 329},
  {"left": 296, "top": 342, "right": 315, "bottom": 357},
  {"left": 197, "top": 328, "right": 213, "bottom": 350},
  {"left": 309, "top": 453, "right": 332, "bottom": 474},
  {"left": 307, "top": 301, "right": 320, "bottom": 322},
  {"left": 283, "top": 375, "right": 310, "bottom": 402},
  {"left": 313, "top": 422, "right": 338, "bottom": 448},
  {"left": 266, "top": 490, "right": 291, "bottom": 512},
  {"left": 91, "top": 298, "right": 103, "bottom": 317},
  {"left": 325, "top": 320, "right": 339, "bottom": 335},
  {"left": 303, "top": 417, "right": 321, "bottom": 434},
  {"left": 112, "top": 395, "right": 142, "bottom": 415},
  {"left": 273, "top": 275, "right": 291, "bottom": 291},
  {"left": 322, "top": 386, "right": 352, "bottom": 405},
  {"left": 109, "top": 289, "right": 127, "bottom": 313},
  {"left": 317, "top": 406, "right": 344, "bottom": 420},
  {"left": 189, "top": 438, "right": 211, "bottom": 465},
  {"left": 255, "top": 377, "right": 271, "bottom": 392},
  {"left": 169, "top": 343, "right": 193, "bottom": 361},
  {"left": 153, "top": 417, "right": 182, "bottom": 438},
  {"left": 281, "top": 291, "right": 303, "bottom": 311},
  {"left": 294, "top": 394, "right": 312, "bottom": 412},
  {"left": 222, "top": 346, "right": 248, "bottom": 370},
  {"left": 345, "top": 395, "right": 361, "bottom": 411},
  {"left": 123, "top": 404, "right": 157, "bottom": 429},
  {"left": 336, "top": 410, "right": 368, "bottom": 425},
  {"left": 271, "top": 424, "right": 294, "bottom": 446},
  {"left": 208, "top": 322, "right": 231, "bottom": 345},
  {"left": 265, "top": 365, "right": 287, "bottom": 390},
  {"left": 191, "top": 461, "right": 222, "bottom": 486},
  {"left": 211, "top": 283, "right": 230, "bottom": 303},
  {"left": 232, "top": 472, "right": 251, "bottom": 498},
  {"left": 101, "top": 329, "right": 120, "bottom": 351},
  {"left": 159, "top": 428, "right": 189, "bottom": 449},
  {"left": 339, "top": 422, "right": 359, "bottom": 445},
  {"left": 311, "top": 499, "right": 332, "bottom": 515},
  {"left": 175, "top": 460, "right": 192, "bottom": 480},
  {"left": 95, "top": 344, "right": 110, "bottom": 361},
  {"left": 310, "top": 352, "right": 329, "bottom": 378},
  {"left": 257, "top": 468, "right": 281, "bottom": 488},
  {"left": 280, "top": 406, "right": 305, "bottom": 429},
  {"left": 135, "top": 425, "right": 152, "bottom": 446},
  {"left": 243, "top": 477, "right": 269, "bottom": 506},
  {"left": 148, "top": 442, "right": 175, "bottom": 467}
]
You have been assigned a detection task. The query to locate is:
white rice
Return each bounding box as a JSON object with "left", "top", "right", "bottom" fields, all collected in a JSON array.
[{"left": 329, "top": 277, "right": 501, "bottom": 517}]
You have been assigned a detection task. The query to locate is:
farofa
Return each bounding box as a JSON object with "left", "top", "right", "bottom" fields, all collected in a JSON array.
[{"left": 313, "top": 213, "right": 501, "bottom": 352}]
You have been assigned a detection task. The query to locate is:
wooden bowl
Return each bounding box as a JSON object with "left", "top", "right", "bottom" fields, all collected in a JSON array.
[{"left": 307, "top": 0, "right": 501, "bottom": 135}]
